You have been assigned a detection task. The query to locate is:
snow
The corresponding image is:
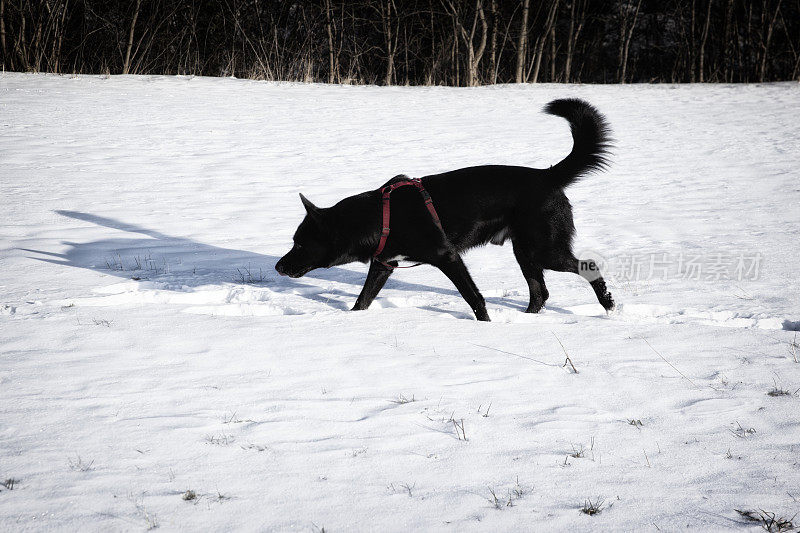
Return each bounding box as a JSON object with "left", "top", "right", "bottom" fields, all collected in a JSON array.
[{"left": 1, "top": 73, "right": 799, "bottom": 531}]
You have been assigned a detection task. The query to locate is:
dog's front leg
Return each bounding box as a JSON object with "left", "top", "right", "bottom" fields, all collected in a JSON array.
[
  {"left": 434, "top": 253, "right": 490, "bottom": 321},
  {"left": 352, "top": 259, "right": 397, "bottom": 311}
]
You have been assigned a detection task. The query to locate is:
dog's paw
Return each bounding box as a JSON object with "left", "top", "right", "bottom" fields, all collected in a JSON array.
[{"left": 475, "top": 310, "right": 491, "bottom": 322}]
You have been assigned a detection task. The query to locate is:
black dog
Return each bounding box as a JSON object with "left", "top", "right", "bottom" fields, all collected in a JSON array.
[{"left": 276, "top": 98, "right": 614, "bottom": 321}]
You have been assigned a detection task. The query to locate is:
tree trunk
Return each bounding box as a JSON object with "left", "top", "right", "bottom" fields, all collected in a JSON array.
[
  {"left": 324, "top": 0, "right": 336, "bottom": 83},
  {"left": 779, "top": 8, "right": 800, "bottom": 80},
  {"left": 564, "top": 0, "right": 576, "bottom": 82},
  {"left": 32, "top": 2, "right": 44, "bottom": 71},
  {"left": 452, "top": 15, "right": 459, "bottom": 86},
  {"left": 689, "top": 0, "right": 696, "bottom": 82},
  {"left": 0, "top": 0, "right": 7, "bottom": 70},
  {"left": 564, "top": 0, "right": 586, "bottom": 83},
  {"left": 516, "top": 0, "right": 530, "bottom": 82},
  {"left": 549, "top": 13, "right": 557, "bottom": 81},
  {"left": 470, "top": 0, "right": 488, "bottom": 86},
  {"left": 722, "top": 0, "right": 733, "bottom": 81},
  {"left": 759, "top": 0, "right": 782, "bottom": 82},
  {"left": 123, "top": 0, "right": 142, "bottom": 74},
  {"left": 447, "top": 0, "right": 487, "bottom": 87},
  {"left": 52, "top": 0, "right": 69, "bottom": 73},
  {"left": 428, "top": 1, "right": 436, "bottom": 84},
  {"left": 531, "top": 0, "right": 560, "bottom": 83},
  {"left": 16, "top": 0, "right": 28, "bottom": 71},
  {"left": 619, "top": 0, "right": 642, "bottom": 83},
  {"left": 382, "top": 0, "right": 394, "bottom": 85},
  {"left": 698, "top": 0, "right": 713, "bottom": 82},
  {"left": 489, "top": 0, "right": 498, "bottom": 83}
]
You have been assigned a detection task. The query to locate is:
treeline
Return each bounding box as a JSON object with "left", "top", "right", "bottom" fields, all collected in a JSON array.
[{"left": 1, "top": 0, "right": 798, "bottom": 84}]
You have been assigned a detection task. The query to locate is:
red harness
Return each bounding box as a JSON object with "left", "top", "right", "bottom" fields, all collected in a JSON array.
[{"left": 373, "top": 177, "right": 443, "bottom": 269}]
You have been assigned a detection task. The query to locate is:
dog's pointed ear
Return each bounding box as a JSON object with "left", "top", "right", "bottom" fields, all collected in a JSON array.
[{"left": 299, "top": 193, "right": 323, "bottom": 221}]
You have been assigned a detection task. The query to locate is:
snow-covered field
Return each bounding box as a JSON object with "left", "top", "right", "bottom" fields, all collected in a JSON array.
[{"left": 1, "top": 73, "right": 799, "bottom": 531}]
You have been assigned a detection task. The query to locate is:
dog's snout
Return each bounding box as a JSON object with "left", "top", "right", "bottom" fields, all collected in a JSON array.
[{"left": 275, "top": 260, "right": 287, "bottom": 276}]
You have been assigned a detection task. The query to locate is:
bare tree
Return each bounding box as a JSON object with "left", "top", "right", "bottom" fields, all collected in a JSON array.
[
  {"left": 447, "top": 0, "right": 488, "bottom": 86},
  {"left": 489, "top": 0, "right": 498, "bottom": 83},
  {"left": 52, "top": 0, "right": 68, "bottom": 73},
  {"left": 564, "top": 0, "right": 586, "bottom": 82},
  {"left": 0, "top": 0, "right": 7, "bottom": 70},
  {"left": 324, "top": 0, "right": 337, "bottom": 83},
  {"left": 531, "top": 0, "right": 560, "bottom": 83},
  {"left": 721, "top": 0, "right": 734, "bottom": 81},
  {"left": 549, "top": 5, "right": 558, "bottom": 80},
  {"left": 123, "top": 0, "right": 142, "bottom": 74},
  {"left": 2, "top": 0, "right": 800, "bottom": 85},
  {"left": 617, "top": 0, "right": 642, "bottom": 83},
  {"left": 698, "top": 0, "right": 713, "bottom": 81},
  {"left": 15, "top": 0, "right": 28, "bottom": 71},
  {"left": 759, "top": 0, "right": 783, "bottom": 81},
  {"left": 380, "top": 0, "right": 396, "bottom": 84},
  {"left": 779, "top": 6, "right": 800, "bottom": 80},
  {"left": 515, "top": 0, "right": 529, "bottom": 82}
]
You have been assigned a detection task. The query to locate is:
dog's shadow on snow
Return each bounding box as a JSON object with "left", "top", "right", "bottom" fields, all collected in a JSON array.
[{"left": 25, "top": 210, "right": 526, "bottom": 313}]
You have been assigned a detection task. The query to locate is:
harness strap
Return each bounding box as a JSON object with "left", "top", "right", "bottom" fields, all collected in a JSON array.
[{"left": 373, "top": 178, "right": 443, "bottom": 269}]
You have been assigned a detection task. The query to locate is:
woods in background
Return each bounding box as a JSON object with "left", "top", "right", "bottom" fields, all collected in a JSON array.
[{"left": 1, "top": 0, "right": 798, "bottom": 84}]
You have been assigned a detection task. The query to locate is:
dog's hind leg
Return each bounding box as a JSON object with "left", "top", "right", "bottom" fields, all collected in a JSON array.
[
  {"left": 545, "top": 254, "right": 615, "bottom": 312},
  {"left": 431, "top": 253, "right": 490, "bottom": 321},
  {"left": 512, "top": 240, "right": 549, "bottom": 313},
  {"left": 352, "top": 259, "right": 397, "bottom": 311}
]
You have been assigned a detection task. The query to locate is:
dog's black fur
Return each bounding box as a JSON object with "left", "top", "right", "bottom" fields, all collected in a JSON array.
[{"left": 275, "top": 98, "right": 615, "bottom": 321}]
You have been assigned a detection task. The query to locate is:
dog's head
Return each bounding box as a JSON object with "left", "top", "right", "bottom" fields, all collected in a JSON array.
[{"left": 275, "top": 194, "right": 342, "bottom": 278}]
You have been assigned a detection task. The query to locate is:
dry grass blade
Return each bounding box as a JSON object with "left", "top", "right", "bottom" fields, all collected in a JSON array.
[
  {"left": 735, "top": 509, "right": 796, "bottom": 532},
  {"left": 552, "top": 332, "right": 578, "bottom": 373},
  {"left": 641, "top": 338, "right": 700, "bottom": 389}
]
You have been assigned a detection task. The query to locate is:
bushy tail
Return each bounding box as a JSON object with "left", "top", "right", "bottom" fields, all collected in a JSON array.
[{"left": 544, "top": 98, "right": 612, "bottom": 188}]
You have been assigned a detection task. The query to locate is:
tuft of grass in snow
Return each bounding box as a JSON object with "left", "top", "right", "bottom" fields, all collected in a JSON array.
[
  {"left": 235, "top": 265, "right": 266, "bottom": 284},
  {"left": 570, "top": 444, "right": 586, "bottom": 459},
  {"left": 724, "top": 448, "right": 743, "bottom": 460},
  {"left": 222, "top": 411, "right": 242, "bottom": 424},
  {"left": 129, "top": 493, "right": 159, "bottom": 530},
  {"left": 388, "top": 482, "right": 415, "bottom": 497},
  {"left": 389, "top": 393, "right": 415, "bottom": 404},
  {"left": 182, "top": 490, "right": 197, "bottom": 501},
  {"left": 241, "top": 443, "right": 268, "bottom": 452},
  {"left": 580, "top": 497, "right": 605, "bottom": 516},
  {"left": 487, "top": 477, "right": 527, "bottom": 509},
  {"left": 729, "top": 421, "right": 757, "bottom": 439},
  {"left": 735, "top": 509, "right": 796, "bottom": 532},
  {"left": 451, "top": 417, "right": 467, "bottom": 441},
  {"left": 107, "top": 252, "right": 169, "bottom": 276},
  {"left": 788, "top": 333, "right": 799, "bottom": 363},
  {"left": 511, "top": 477, "right": 526, "bottom": 499},
  {"left": 222, "top": 411, "right": 254, "bottom": 424},
  {"left": 487, "top": 487, "right": 503, "bottom": 509},
  {"left": 106, "top": 253, "right": 125, "bottom": 272},
  {"left": 767, "top": 387, "right": 795, "bottom": 397},
  {"left": 568, "top": 438, "right": 596, "bottom": 461},
  {"left": 68, "top": 455, "right": 94, "bottom": 471},
  {"left": 351, "top": 447, "right": 367, "bottom": 457},
  {"left": 1, "top": 478, "right": 19, "bottom": 490},
  {"left": 205, "top": 433, "right": 235, "bottom": 446},
  {"left": 766, "top": 379, "right": 797, "bottom": 397}
]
